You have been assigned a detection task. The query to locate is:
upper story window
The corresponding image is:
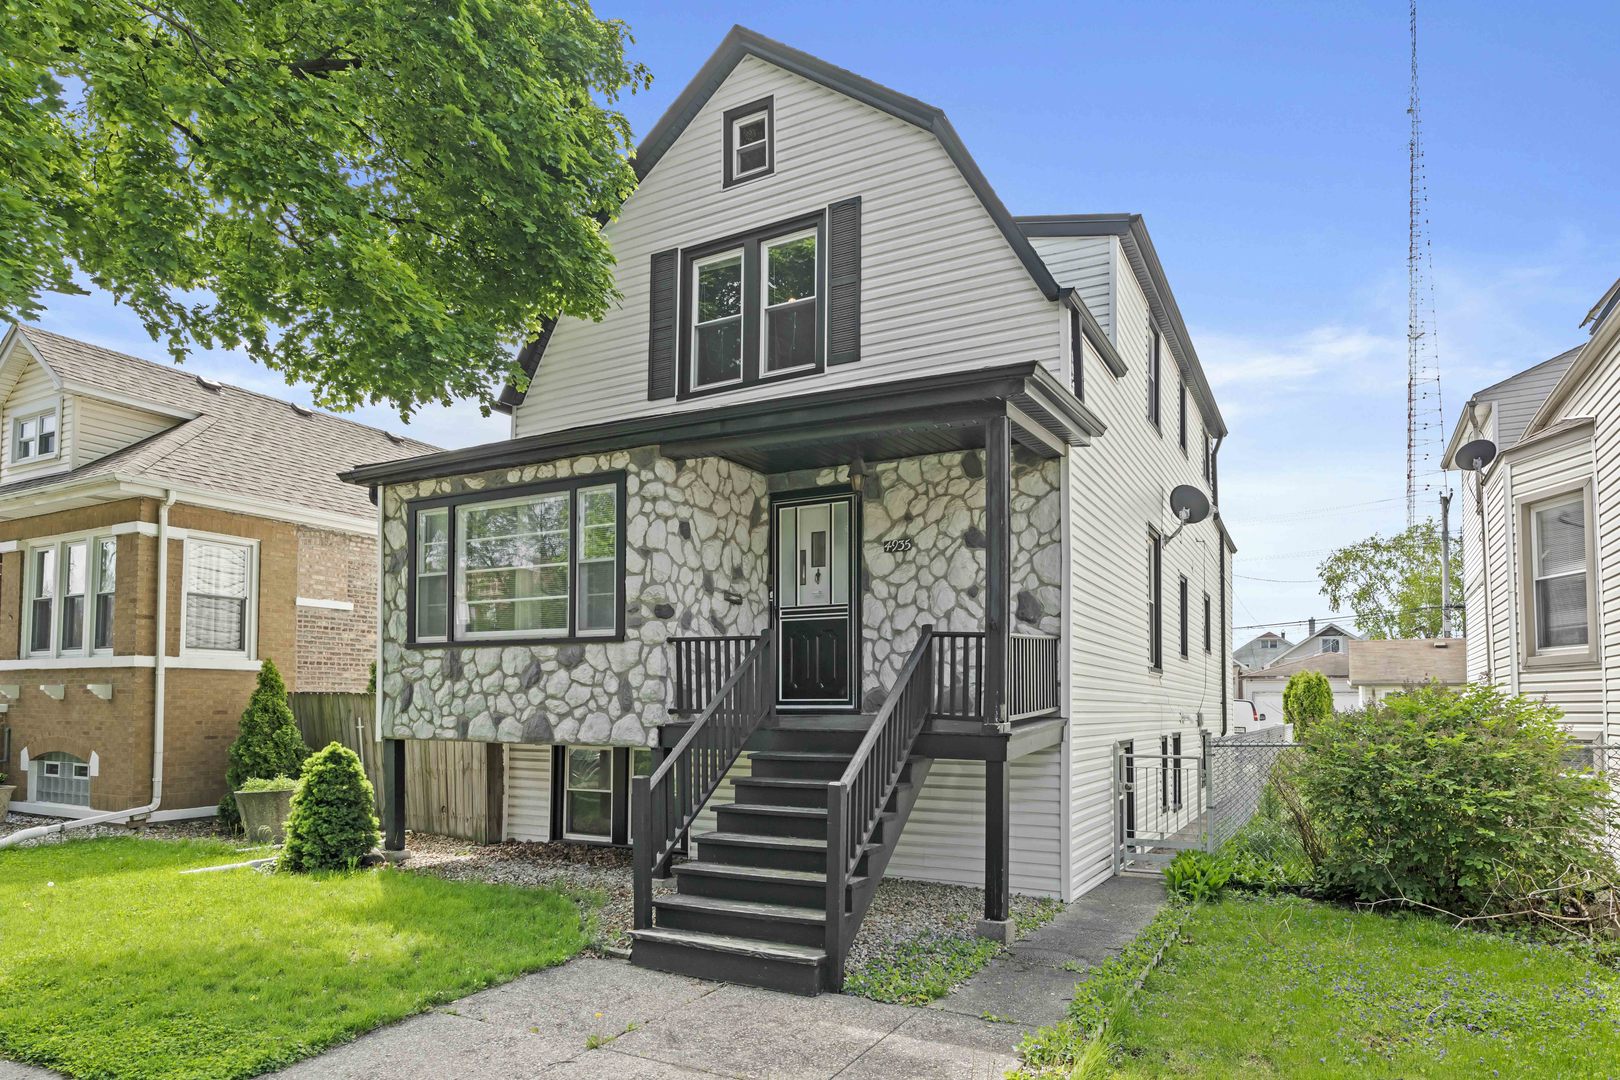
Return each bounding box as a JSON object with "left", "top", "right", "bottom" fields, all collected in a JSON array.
[
  {"left": 25, "top": 534, "right": 116, "bottom": 658},
  {"left": 1319, "top": 636, "right": 1343, "bottom": 654},
  {"left": 12, "top": 403, "right": 59, "bottom": 464},
  {"left": 723, "top": 98, "right": 774, "bottom": 187},
  {"left": 183, "top": 536, "right": 257, "bottom": 657},
  {"left": 1178, "top": 380, "right": 1188, "bottom": 451},
  {"left": 1147, "top": 528, "right": 1163, "bottom": 671},
  {"left": 1069, "top": 307, "right": 1084, "bottom": 402},
  {"left": 682, "top": 214, "right": 824, "bottom": 399},
  {"left": 1147, "top": 327, "right": 1162, "bottom": 430},
  {"left": 408, "top": 474, "right": 625, "bottom": 646},
  {"left": 1524, "top": 489, "right": 1596, "bottom": 663}
]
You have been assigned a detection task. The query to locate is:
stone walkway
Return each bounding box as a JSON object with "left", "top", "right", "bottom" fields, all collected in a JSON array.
[{"left": 0, "top": 875, "right": 1165, "bottom": 1080}]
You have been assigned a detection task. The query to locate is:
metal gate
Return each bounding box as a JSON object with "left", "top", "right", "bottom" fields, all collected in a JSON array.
[{"left": 1114, "top": 734, "right": 1210, "bottom": 871}]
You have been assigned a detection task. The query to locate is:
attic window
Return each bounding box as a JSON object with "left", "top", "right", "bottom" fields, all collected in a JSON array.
[
  {"left": 723, "top": 97, "right": 774, "bottom": 187},
  {"left": 12, "top": 405, "right": 59, "bottom": 465}
]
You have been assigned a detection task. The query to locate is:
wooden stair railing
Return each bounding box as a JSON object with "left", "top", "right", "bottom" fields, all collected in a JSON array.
[
  {"left": 632, "top": 629, "right": 773, "bottom": 930},
  {"left": 928, "top": 630, "right": 984, "bottom": 719},
  {"left": 824, "top": 625, "right": 935, "bottom": 989},
  {"left": 671, "top": 635, "right": 760, "bottom": 715},
  {"left": 1009, "top": 632, "right": 1061, "bottom": 720}
]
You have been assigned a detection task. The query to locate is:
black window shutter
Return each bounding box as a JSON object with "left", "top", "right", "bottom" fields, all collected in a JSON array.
[
  {"left": 826, "top": 197, "right": 862, "bottom": 365},
  {"left": 647, "top": 249, "right": 678, "bottom": 400}
]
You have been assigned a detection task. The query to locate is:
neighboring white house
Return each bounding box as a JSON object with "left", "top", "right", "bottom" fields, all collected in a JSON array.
[
  {"left": 1347, "top": 637, "right": 1468, "bottom": 705},
  {"left": 1234, "top": 630, "right": 1289, "bottom": 671},
  {"left": 343, "top": 26, "right": 1233, "bottom": 994},
  {"left": 1444, "top": 276, "right": 1620, "bottom": 744},
  {"left": 1236, "top": 651, "right": 1357, "bottom": 724},
  {"left": 1273, "top": 620, "right": 1359, "bottom": 663}
]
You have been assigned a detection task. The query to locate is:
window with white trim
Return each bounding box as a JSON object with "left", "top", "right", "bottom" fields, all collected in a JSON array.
[
  {"left": 32, "top": 751, "right": 90, "bottom": 806},
  {"left": 25, "top": 534, "right": 117, "bottom": 658},
  {"left": 692, "top": 249, "right": 745, "bottom": 389},
  {"left": 1319, "top": 636, "right": 1343, "bottom": 654},
  {"left": 761, "top": 230, "right": 817, "bottom": 375},
  {"left": 183, "top": 537, "right": 256, "bottom": 655},
  {"left": 1528, "top": 492, "right": 1590, "bottom": 652},
  {"left": 411, "top": 476, "right": 624, "bottom": 644},
  {"left": 563, "top": 746, "right": 613, "bottom": 840},
  {"left": 723, "top": 99, "right": 773, "bottom": 186},
  {"left": 12, "top": 404, "right": 58, "bottom": 464}
]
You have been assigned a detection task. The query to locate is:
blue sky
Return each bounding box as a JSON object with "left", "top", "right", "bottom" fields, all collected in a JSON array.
[{"left": 29, "top": 1, "right": 1619, "bottom": 641}]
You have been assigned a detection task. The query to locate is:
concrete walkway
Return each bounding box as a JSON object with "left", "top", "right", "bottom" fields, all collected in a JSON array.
[
  {"left": 0, "top": 875, "right": 1165, "bottom": 1079},
  {"left": 934, "top": 873, "right": 1167, "bottom": 1034}
]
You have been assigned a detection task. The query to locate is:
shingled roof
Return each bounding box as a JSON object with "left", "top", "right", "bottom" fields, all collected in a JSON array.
[
  {"left": 1, "top": 326, "right": 439, "bottom": 522},
  {"left": 1347, "top": 638, "right": 1468, "bottom": 687}
]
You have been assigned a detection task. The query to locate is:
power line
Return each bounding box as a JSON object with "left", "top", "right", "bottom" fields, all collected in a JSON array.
[
  {"left": 1241, "top": 496, "right": 1407, "bottom": 525},
  {"left": 1235, "top": 573, "right": 1321, "bottom": 584},
  {"left": 1234, "top": 603, "right": 1446, "bottom": 633}
]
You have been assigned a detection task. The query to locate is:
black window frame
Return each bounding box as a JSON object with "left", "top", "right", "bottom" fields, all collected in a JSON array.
[
  {"left": 678, "top": 211, "right": 827, "bottom": 401},
  {"left": 1159, "top": 734, "right": 1170, "bottom": 811},
  {"left": 1203, "top": 591, "right": 1212, "bottom": 654},
  {"left": 1171, "top": 732, "right": 1184, "bottom": 810},
  {"left": 1178, "top": 380, "right": 1188, "bottom": 452},
  {"left": 1147, "top": 325, "right": 1162, "bottom": 430},
  {"left": 1148, "top": 528, "right": 1163, "bottom": 671},
  {"left": 1069, "top": 306, "right": 1084, "bottom": 402},
  {"left": 1178, "top": 574, "right": 1190, "bottom": 659},
  {"left": 722, "top": 97, "right": 775, "bottom": 188},
  {"left": 549, "top": 745, "right": 655, "bottom": 847},
  {"left": 1202, "top": 429, "right": 1212, "bottom": 482},
  {"left": 404, "top": 473, "right": 628, "bottom": 648}
]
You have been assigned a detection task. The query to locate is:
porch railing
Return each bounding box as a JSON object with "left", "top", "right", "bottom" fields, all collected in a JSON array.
[
  {"left": 670, "top": 635, "right": 761, "bottom": 715},
  {"left": 928, "top": 631, "right": 984, "bottom": 719},
  {"left": 825, "top": 625, "right": 935, "bottom": 988},
  {"left": 1009, "top": 633, "right": 1061, "bottom": 720},
  {"left": 632, "top": 629, "right": 774, "bottom": 929}
]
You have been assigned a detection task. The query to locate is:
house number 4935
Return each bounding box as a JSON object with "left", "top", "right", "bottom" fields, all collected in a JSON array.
[{"left": 882, "top": 538, "right": 914, "bottom": 553}]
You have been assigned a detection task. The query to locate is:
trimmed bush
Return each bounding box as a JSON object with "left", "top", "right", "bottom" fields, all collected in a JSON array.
[
  {"left": 1282, "top": 670, "right": 1334, "bottom": 734},
  {"left": 1296, "top": 683, "right": 1617, "bottom": 915},
  {"left": 237, "top": 775, "right": 297, "bottom": 794},
  {"left": 220, "top": 660, "right": 310, "bottom": 830},
  {"left": 281, "top": 742, "right": 380, "bottom": 872}
]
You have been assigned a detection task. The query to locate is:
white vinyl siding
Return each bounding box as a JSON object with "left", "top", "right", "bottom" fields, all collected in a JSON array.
[
  {"left": 1, "top": 359, "right": 71, "bottom": 479},
  {"left": 72, "top": 396, "right": 175, "bottom": 467},
  {"left": 1028, "top": 235, "right": 1115, "bottom": 339},
  {"left": 504, "top": 744, "right": 552, "bottom": 842},
  {"left": 512, "top": 54, "right": 1058, "bottom": 439}
]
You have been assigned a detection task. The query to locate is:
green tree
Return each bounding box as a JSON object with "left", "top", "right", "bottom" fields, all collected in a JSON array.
[
  {"left": 282, "top": 742, "right": 380, "bottom": 871},
  {"left": 220, "top": 659, "right": 310, "bottom": 830},
  {"left": 1317, "top": 520, "right": 1457, "bottom": 639},
  {"left": 3, "top": 1, "right": 647, "bottom": 415},
  {"left": 1282, "top": 670, "right": 1334, "bottom": 734}
]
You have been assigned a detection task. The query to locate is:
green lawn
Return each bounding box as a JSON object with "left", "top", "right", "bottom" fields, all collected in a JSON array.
[
  {"left": 1044, "top": 894, "right": 1620, "bottom": 1078},
  {"left": 0, "top": 837, "right": 586, "bottom": 1080}
]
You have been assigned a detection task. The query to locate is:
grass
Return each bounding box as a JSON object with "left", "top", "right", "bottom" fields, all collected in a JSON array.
[
  {"left": 1019, "top": 893, "right": 1620, "bottom": 1078},
  {"left": 0, "top": 837, "right": 586, "bottom": 1080}
]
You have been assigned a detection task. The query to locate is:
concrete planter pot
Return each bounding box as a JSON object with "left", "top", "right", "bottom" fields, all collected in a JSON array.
[
  {"left": 0, "top": 784, "right": 14, "bottom": 819},
  {"left": 235, "top": 788, "right": 295, "bottom": 845}
]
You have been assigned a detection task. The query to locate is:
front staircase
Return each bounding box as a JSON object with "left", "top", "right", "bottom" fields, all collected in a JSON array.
[{"left": 630, "top": 718, "right": 933, "bottom": 994}]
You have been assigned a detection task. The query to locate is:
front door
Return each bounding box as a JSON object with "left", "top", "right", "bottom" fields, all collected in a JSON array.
[{"left": 773, "top": 492, "right": 857, "bottom": 709}]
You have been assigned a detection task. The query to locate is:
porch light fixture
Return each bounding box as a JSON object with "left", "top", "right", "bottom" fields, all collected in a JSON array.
[{"left": 1161, "top": 485, "right": 1211, "bottom": 546}]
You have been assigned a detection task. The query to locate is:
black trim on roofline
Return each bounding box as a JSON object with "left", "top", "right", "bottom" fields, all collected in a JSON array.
[
  {"left": 495, "top": 25, "right": 1072, "bottom": 411},
  {"left": 1059, "top": 288, "right": 1126, "bottom": 378},
  {"left": 1017, "top": 214, "right": 1227, "bottom": 438},
  {"left": 345, "top": 361, "right": 1103, "bottom": 489}
]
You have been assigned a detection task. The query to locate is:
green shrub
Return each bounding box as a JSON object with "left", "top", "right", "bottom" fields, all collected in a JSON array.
[
  {"left": 1164, "top": 850, "right": 1234, "bottom": 903},
  {"left": 1297, "top": 683, "right": 1617, "bottom": 916},
  {"left": 236, "top": 775, "right": 297, "bottom": 793},
  {"left": 219, "top": 660, "right": 310, "bottom": 830},
  {"left": 281, "top": 742, "right": 380, "bottom": 872},
  {"left": 1282, "top": 670, "right": 1334, "bottom": 734}
]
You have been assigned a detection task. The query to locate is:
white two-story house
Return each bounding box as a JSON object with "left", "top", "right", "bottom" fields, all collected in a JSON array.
[{"left": 345, "top": 26, "right": 1234, "bottom": 995}]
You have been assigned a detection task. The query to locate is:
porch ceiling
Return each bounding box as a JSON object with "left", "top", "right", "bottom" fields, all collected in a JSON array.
[{"left": 342, "top": 362, "right": 1104, "bottom": 488}]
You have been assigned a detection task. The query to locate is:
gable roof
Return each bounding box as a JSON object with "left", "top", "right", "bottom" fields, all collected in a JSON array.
[
  {"left": 1240, "top": 651, "right": 1350, "bottom": 681},
  {"left": 1016, "top": 214, "right": 1227, "bottom": 438},
  {"left": 1274, "top": 621, "right": 1359, "bottom": 663},
  {"left": 1443, "top": 344, "right": 1582, "bottom": 468},
  {"left": 1347, "top": 637, "right": 1467, "bottom": 686},
  {"left": 495, "top": 25, "right": 1077, "bottom": 413},
  {"left": 0, "top": 326, "right": 439, "bottom": 523},
  {"left": 1523, "top": 274, "right": 1620, "bottom": 441}
]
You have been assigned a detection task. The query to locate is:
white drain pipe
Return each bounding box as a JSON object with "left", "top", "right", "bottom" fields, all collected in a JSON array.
[{"left": 1, "top": 490, "right": 178, "bottom": 848}]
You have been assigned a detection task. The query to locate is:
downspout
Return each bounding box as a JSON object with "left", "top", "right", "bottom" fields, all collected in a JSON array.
[
  {"left": 1213, "top": 436, "right": 1228, "bottom": 736},
  {"left": 0, "top": 490, "right": 178, "bottom": 848}
]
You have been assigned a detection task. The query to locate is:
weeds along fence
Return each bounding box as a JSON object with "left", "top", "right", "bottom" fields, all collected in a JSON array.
[{"left": 288, "top": 693, "right": 502, "bottom": 844}]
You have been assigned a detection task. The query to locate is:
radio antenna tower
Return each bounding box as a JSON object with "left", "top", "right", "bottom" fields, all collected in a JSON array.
[{"left": 1406, "top": 0, "right": 1446, "bottom": 527}]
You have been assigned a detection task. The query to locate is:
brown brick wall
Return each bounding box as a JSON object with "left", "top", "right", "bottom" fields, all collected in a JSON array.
[
  {"left": 1, "top": 669, "right": 155, "bottom": 810},
  {"left": 293, "top": 527, "right": 377, "bottom": 692}
]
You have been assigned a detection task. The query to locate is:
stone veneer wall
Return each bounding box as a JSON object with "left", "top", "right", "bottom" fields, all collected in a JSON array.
[{"left": 379, "top": 448, "right": 768, "bottom": 747}]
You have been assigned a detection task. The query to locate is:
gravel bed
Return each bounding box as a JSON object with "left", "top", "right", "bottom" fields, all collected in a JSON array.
[
  {"left": 0, "top": 811, "right": 224, "bottom": 846},
  {"left": 848, "top": 877, "right": 1065, "bottom": 969}
]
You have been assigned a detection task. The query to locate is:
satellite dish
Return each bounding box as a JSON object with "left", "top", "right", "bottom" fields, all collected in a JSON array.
[
  {"left": 1456, "top": 438, "right": 1497, "bottom": 472},
  {"left": 1169, "top": 485, "right": 1211, "bottom": 525}
]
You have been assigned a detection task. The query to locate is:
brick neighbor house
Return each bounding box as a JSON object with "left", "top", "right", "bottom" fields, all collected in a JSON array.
[{"left": 0, "top": 325, "right": 436, "bottom": 820}]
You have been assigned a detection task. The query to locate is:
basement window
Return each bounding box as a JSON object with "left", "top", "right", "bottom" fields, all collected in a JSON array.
[{"left": 32, "top": 751, "right": 91, "bottom": 807}]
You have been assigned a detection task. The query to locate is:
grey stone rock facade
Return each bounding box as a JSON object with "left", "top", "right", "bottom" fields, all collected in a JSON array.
[{"left": 377, "top": 445, "right": 1062, "bottom": 746}]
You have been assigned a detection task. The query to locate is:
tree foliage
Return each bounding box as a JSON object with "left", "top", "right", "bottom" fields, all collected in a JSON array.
[
  {"left": 1281, "top": 670, "right": 1334, "bottom": 733},
  {"left": 3, "top": 0, "right": 647, "bottom": 415},
  {"left": 1317, "top": 520, "right": 1456, "bottom": 639},
  {"left": 282, "top": 741, "right": 379, "bottom": 871},
  {"left": 220, "top": 659, "right": 309, "bottom": 829}
]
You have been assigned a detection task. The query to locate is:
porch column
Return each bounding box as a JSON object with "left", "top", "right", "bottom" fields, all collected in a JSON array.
[
  {"left": 983, "top": 412, "right": 1011, "bottom": 732},
  {"left": 979, "top": 757, "right": 1012, "bottom": 938},
  {"left": 382, "top": 738, "right": 406, "bottom": 851}
]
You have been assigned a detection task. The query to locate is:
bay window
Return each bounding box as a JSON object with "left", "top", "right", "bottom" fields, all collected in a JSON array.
[
  {"left": 25, "top": 535, "right": 117, "bottom": 658},
  {"left": 1523, "top": 489, "right": 1597, "bottom": 664},
  {"left": 409, "top": 474, "right": 625, "bottom": 645},
  {"left": 183, "top": 537, "right": 255, "bottom": 655},
  {"left": 681, "top": 213, "right": 824, "bottom": 397}
]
